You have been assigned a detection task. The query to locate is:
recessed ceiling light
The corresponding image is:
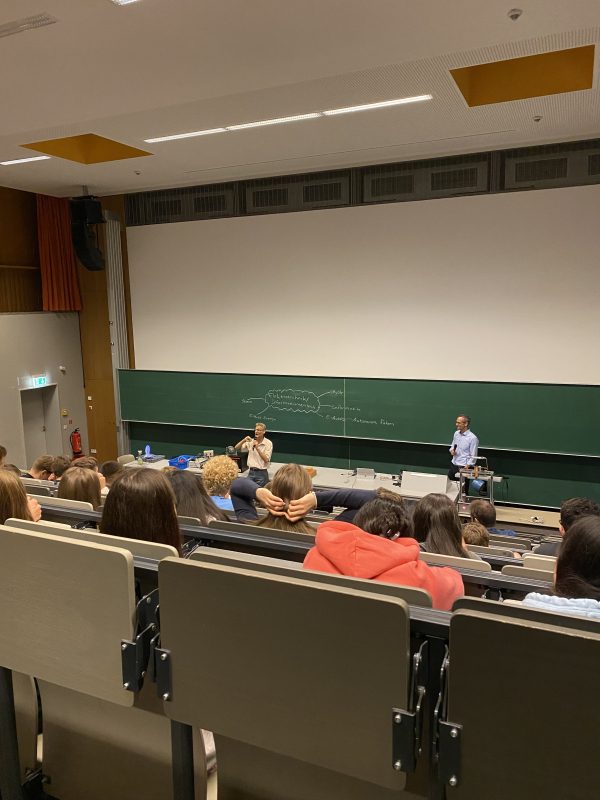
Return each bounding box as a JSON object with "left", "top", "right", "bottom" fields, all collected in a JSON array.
[
  {"left": 322, "top": 94, "right": 432, "bottom": 116},
  {"left": 144, "top": 128, "right": 226, "bottom": 144},
  {"left": 227, "top": 113, "right": 322, "bottom": 131},
  {"left": 0, "top": 155, "right": 51, "bottom": 166}
]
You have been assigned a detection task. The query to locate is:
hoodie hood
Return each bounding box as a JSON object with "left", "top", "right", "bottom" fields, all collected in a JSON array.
[
  {"left": 303, "top": 520, "right": 463, "bottom": 611},
  {"left": 310, "top": 520, "right": 422, "bottom": 580}
]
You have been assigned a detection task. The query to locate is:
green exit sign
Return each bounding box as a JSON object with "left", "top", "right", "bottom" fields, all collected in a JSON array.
[{"left": 32, "top": 375, "right": 47, "bottom": 387}]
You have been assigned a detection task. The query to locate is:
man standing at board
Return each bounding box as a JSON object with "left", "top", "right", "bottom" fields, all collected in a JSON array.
[
  {"left": 234, "top": 423, "right": 273, "bottom": 487},
  {"left": 448, "top": 415, "right": 479, "bottom": 481}
]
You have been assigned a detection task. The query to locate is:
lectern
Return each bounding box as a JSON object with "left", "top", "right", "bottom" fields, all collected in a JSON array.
[{"left": 459, "top": 466, "right": 495, "bottom": 504}]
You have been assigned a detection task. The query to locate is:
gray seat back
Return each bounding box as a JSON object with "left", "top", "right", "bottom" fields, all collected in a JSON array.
[
  {"left": 159, "top": 557, "right": 413, "bottom": 791},
  {"left": 190, "top": 546, "right": 432, "bottom": 607},
  {"left": 444, "top": 607, "right": 600, "bottom": 799}
]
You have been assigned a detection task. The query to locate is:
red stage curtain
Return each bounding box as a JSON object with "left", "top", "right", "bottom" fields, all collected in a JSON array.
[{"left": 36, "top": 194, "right": 82, "bottom": 311}]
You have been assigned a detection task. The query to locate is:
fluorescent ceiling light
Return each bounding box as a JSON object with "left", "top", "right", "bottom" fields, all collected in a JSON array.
[
  {"left": 110, "top": 0, "right": 144, "bottom": 6},
  {"left": 145, "top": 128, "right": 226, "bottom": 143},
  {"left": 145, "top": 95, "right": 432, "bottom": 143},
  {"left": 323, "top": 94, "right": 432, "bottom": 116},
  {"left": 0, "top": 155, "right": 51, "bottom": 166},
  {"left": 227, "top": 113, "right": 322, "bottom": 131}
]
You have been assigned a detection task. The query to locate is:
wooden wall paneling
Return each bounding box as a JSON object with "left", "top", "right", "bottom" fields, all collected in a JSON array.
[
  {"left": 0, "top": 187, "right": 41, "bottom": 311},
  {"left": 77, "top": 260, "right": 117, "bottom": 461}
]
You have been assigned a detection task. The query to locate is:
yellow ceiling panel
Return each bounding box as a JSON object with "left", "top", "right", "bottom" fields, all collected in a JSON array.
[
  {"left": 21, "top": 133, "right": 152, "bottom": 164},
  {"left": 451, "top": 45, "right": 595, "bottom": 107}
]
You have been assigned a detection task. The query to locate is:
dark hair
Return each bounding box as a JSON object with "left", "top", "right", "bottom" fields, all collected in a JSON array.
[
  {"left": 413, "top": 493, "right": 467, "bottom": 557},
  {"left": 100, "top": 469, "right": 182, "bottom": 555},
  {"left": 50, "top": 456, "right": 72, "bottom": 479},
  {"left": 100, "top": 460, "right": 123, "bottom": 486},
  {"left": 31, "top": 454, "right": 54, "bottom": 478},
  {"left": 0, "top": 445, "right": 7, "bottom": 460},
  {"left": 0, "top": 470, "right": 33, "bottom": 524},
  {"left": 470, "top": 499, "right": 496, "bottom": 528},
  {"left": 559, "top": 497, "right": 600, "bottom": 533},
  {"left": 58, "top": 466, "right": 101, "bottom": 508},
  {"left": 555, "top": 516, "right": 600, "bottom": 600},
  {"left": 2, "top": 464, "right": 22, "bottom": 475},
  {"left": 165, "top": 469, "right": 228, "bottom": 526},
  {"left": 354, "top": 498, "right": 412, "bottom": 539}
]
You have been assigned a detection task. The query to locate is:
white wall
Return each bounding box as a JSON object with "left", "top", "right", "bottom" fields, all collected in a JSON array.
[
  {"left": 0, "top": 312, "right": 88, "bottom": 468},
  {"left": 127, "top": 184, "right": 600, "bottom": 384}
]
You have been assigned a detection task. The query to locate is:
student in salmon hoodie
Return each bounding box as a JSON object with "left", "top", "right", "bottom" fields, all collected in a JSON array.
[{"left": 303, "top": 497, "right": 464, "bottom": 611}]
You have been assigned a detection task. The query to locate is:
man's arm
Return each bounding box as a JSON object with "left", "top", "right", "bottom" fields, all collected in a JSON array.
[
  {"left": 255, "top": 439, "right": 273, "bottom": 465},
  {"left": 234, "top": 435, "right": 252, "bottom": 451},
  {"left": 467, "top": 434, "right": 479, "bottom": 465},
  {"left": 449, "top": 431, "right": 457, "bottom": 455}
]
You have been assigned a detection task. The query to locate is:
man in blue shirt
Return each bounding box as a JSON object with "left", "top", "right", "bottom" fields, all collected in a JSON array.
[{"left": 448, "top": 414, "right": 479, "bottom": 481}]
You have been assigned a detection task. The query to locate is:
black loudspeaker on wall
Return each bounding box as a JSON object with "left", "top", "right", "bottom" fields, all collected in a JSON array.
[{"left": 70, "top": 196, "right": 105, "bottom": 271}]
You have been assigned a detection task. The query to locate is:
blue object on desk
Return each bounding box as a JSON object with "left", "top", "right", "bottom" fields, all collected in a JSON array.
[{"left": 168, "top": 455, "right": 195, "bottom": 469}]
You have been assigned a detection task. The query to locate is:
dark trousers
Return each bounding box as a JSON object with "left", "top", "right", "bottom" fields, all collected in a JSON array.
[
  {"left": 448, "top": 462, "right": 469, "bottom": 495},
  {"left": 248, "top": 468, "right": 269, "bottom": 488}
]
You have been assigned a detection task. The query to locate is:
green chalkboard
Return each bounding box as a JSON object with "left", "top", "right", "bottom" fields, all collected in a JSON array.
[{"left": 118, "top": 370, "right": 600, "bottom": 457}]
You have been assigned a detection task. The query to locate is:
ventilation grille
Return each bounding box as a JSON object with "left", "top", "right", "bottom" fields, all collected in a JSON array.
[
  {"left": 0, "top": 13, "right": 57, "bottom": 39},
  {"left": 588, "top": 153, "right": 600, "bottom": 176},
  {"left": 515, "top": 158, "right": 568, "bottom": 183},
  {"left": 244, "top": 172, "right": 350, "bottom": 216},
  {"left": 126, "top": 138, "right": 600, "bottom": 226},
  {"left": 371, "top": 174, "right": 415, "bottom": 197}
]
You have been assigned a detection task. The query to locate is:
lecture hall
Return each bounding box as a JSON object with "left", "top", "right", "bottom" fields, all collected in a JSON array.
[{"left": 0, "top": 1, "right": 599, "bottom": 798}]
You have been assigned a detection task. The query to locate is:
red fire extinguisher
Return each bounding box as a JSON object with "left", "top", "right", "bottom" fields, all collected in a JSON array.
[{"left": 70, "top": 428, "right": 83, "bottom": 458}]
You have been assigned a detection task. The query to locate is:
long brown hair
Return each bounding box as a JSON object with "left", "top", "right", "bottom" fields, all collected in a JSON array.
[
  {"left": 165, "top": 469, "right": 228, "bottom": 525},
  {"left": 58, "top": 466, "right": 101, "bottom": 508},
  {"left": 255, "top": 464, "right": 315, "bottom": 535},
  {"left": 100, "top": 469, "right": 182, "bottom": 555},
  {"left": 412, "top": 493, "right": 467, "bottom": 557},
  {"left": 0, "top": 470, "right": 33, "bottom": 524}
]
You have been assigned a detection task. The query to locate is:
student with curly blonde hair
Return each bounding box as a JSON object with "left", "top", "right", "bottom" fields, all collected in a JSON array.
[{"left": 202, "top": 456, "right": 239, "bottom": 511}]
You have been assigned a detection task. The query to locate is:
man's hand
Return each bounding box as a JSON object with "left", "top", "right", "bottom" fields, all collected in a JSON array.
[
  {"left": 286, "top": 491, "right": 317, "bottom": 521},
  {"left": 256, "top": 487, "right": 286, "bottom": 515},
  {"left": 27, "top": 496, "right": 42, "bottom": 522},
  {"left": 244, "top": 435, "right": 253, "bottom": 444}
]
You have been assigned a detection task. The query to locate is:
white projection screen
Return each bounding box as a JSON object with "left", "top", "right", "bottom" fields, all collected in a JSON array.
[{"left": 126, "top": 183, "right": 600, "bottom": 384}]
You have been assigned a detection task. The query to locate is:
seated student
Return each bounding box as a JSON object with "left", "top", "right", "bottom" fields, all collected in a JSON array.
[
  {"left": 165, "top": 469, "right": 229, "bottom": 526},
  {"left": 230, "top": 464, "right": 377, "bottom": 533},
  {"left": 201, "top": 455, "right": 239, "bottom": 512},
  {"left": 0, "top": 444, "right": 6, "bottom": 467},
  {"left": 462, "top": 520, "right": 490, "bottom": 547},
  {"left": 536, "top": 497, "right": 600, "bottom": 557},
  {"left": 49, "top": 455, "right": 72, "bottom": 481},
  {"left": 2, "top": 464, "right": 22, "bottom": 475},
  {"left": 469, "top": 499, "right": 519, "bottom": 537},
  {"left": 521, "top": 516, "right": 600, "bottom": 619},
  {"left": 57, "top": 466, "right": 102, "bottom": 508},
  {"left": 99, "top": 460, "right": 123, "bottom": 488},
  {"left": 413, "top": 493, "right": 481, "bottom": 560},
  {"left": 99, "top": 469, "right": 182, "bottom": 555},
  {"left": 71, "top": 456, "right": 107, "bottom": 491},
  {"left": 303, "top": 497, "right": 463, "bottom": 611},
  {"left": 0, "top": 469, "right": 42, "bottom": 523},
  {"left": 22, "top": 454, "right": 54, "bottom": 480}
]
